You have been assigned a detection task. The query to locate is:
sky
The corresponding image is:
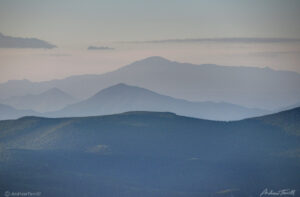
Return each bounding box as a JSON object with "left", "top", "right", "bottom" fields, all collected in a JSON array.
[{"left": 0, "top": 0, "right": 300, "bottom": 83}]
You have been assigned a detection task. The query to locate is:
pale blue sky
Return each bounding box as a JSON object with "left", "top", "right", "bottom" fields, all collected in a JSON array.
[
  {"left": 1, "top": 0, "right": 300, "bottom": 47},
  {"left": 0, "top": 0, "right": 300, "bottom": 82}
]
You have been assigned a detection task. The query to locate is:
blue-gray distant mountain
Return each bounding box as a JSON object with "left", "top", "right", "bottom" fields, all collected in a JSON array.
[
  {"left": 48, "top": 83, "right": 268, "bottom": 121},
  {"left": 0, "top": 103, "right": 38, "bottom": 120},
  {"left": 0, "top": 108, "right": 299, "bottom": 197},
  {"left": 0, "top": 57, "right": 299, "bottom": 110},
  {"left": 1, "top": 88, "right": 77, "bottom": 113}
]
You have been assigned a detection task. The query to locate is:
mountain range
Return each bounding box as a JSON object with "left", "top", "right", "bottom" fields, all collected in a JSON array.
[
  {"left": 1, "top": 87, "right": 77, "bottom": 112},
  {"left": 0, "top": 56, "right": 299, "bottom": 110},
  {"left": 0, "top": 103, "right": 38, "bottom": 120},
  {"left": 47, "top": 83, "right": 268, "bottom": 121},
  {"left": 0, "top": 107, "right": 299, "bottom": 197}
]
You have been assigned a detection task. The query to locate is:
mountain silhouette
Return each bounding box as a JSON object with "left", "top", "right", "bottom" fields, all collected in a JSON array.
[
  {"left": 0, "top": 56, "right": 299, "bottom": 110},
  {"left": 48, "top": 83, "right": 268, "bottom": 121},
  {"left": 1, "top": 87, "right": 77, "bottom": 112}
]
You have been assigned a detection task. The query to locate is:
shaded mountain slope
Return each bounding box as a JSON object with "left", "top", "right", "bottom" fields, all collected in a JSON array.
[
  {"left": 48, "top": 83, "right": 268, "bottom": 121},
  {"left": 256, "top": 107, "right": 300, "bottom": 135},
  {"left": 0, "top": 108, "right": 299, "bottom": 196}
]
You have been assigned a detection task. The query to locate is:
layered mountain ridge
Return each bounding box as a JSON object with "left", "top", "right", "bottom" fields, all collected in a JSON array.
[
  {"left": 47, "top": 83, "right": 268, "bottom": 121},
  {"left": 1, "top": 56, "right": 299, "bottom": 110}
]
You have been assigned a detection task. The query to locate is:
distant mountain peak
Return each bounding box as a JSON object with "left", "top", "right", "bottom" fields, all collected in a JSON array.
[
  {"left": 102, "top": 83, "right": 145, "bottom": 91},
  {"left": 38, "top": 88, "right": 75, "bottom": 100},
  {"left": 39, "top": 87, "right": 76, "bottom": 102},
  {"left": 135, "top": 56, "right": 172, "bottom": 64},
  {"left": 92, "top": 83, "right": 149, "bottom": 98},
  {"left": 43, "top": 87, "right": 67, "bottom": 95},
  {"left": 109, "top": 83, "right": 131, "bottom": 88},
  {"left": 0, "top": 87, "right": 77, "bottom": 114},
  {"left": 99, "top": 83, "right": 132, "bottom": 92},
  {"left": 117, "top": 56, "right": 176, "bottom": 72}
]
